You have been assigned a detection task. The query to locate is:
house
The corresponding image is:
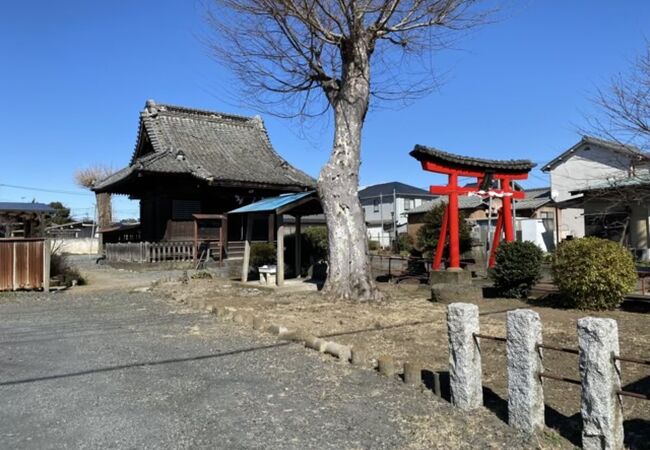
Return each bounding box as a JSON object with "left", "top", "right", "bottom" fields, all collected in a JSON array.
[
  {"left": 358, "top": 182, "right": 437, "bottom": 247},
  {"left": 93, "top": 100, "right": 315, "bottom": 260},
  {"left": 542, "top": 136, "right": 650, "bottom": 241},
  {"left": 0, "top": 202, "right": 55, "bottom": 238}
]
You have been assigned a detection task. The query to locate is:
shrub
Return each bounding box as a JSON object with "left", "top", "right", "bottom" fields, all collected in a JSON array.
[
  {"left": 50, "top": 252, "right": 85, "bottom": 286},
  {"left": 490, "top": 241, "right": 544, "bottom": 298},
  {"left": 416, "top": 203, "right": 472, "bottom": 254},
  {"left": 303, "top": 226, "right": 328, "bottom": 261},
  {"left": 552, "top": 237, "right": 637, "bottom": 310},
  {"left": 250, "top": 242, "right": 276, "bottom": 267},
  {"left": 397, "top": 233, "right": 414, "bottom": 253},
  {"left": 368, "top": 240, "right": 380, "bottom": 251}
]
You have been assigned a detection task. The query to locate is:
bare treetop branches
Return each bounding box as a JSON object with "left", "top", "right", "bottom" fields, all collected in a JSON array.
[
  {"left": 208, "top": 0, "right": 490, "bottom": 117},
  {"left": 587, "top": 43, "right": 650, "bottom": 151},
  {"left": 74, "top": 165, "right": 115, "bottom": 189}
]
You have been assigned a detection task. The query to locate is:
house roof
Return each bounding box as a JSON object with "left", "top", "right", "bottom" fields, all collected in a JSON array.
[
  {"left": 410, "top": 145, "right": 535, "bottom": 173},
  {"left": 0, "top": 202, "right": 56, "bottom": 214},
  {"left": 407, "top": 196, "right": 486, "bottom": 215},
  {"left": 358, "top": 181, "right": 434, "bottom": 199},
  {"left": 93, "top": 100, "right": 315, "bottom": 193},
  {"left": 569, "top": 175, "right": 650, "bottom": 195},
  {"left": 229, "top": 191, "right": 321, "bottom": 215},
  {"left": 541, "top": 136, "right": 649, "bottom": 172}
]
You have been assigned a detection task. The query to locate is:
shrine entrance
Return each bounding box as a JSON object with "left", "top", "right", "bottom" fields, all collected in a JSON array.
[{"left": 410, "top": 145, "right": 535, "bottom": 270}]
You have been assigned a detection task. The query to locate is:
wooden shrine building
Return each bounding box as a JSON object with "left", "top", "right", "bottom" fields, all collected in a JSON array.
[{"left": 93, "top": 100, "right": 315, "bottom": 261}]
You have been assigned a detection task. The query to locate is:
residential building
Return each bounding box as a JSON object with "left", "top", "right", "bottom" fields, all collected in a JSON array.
[
  {"left": 542, "top": 136, "right": 650, "bottom": 240},
  {"left": 358, "top": 182, "right": 436, "bottom": 247}
]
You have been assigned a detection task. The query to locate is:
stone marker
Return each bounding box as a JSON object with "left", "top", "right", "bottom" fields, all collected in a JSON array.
[
  {"left": 252, "top": 316, "right": 266, "bottom": 330},
  {"left": 378, "top": 355, "right": 398, "bottom": 377},
  {"left": 506, "top": 309, "right": 544, "bottom": 433},
  {"left": 447, "top": 303, "right": 482, "bottom": 410},
  {"left": 403, "top": 362, "right": 422, "bottom": 386},
  {"left": 351, "top": 347, "right": 369, "bottom": 366},
  {"left": 268, "top": 324, "right": 289, "bottom": 336},
  {"left": 577, "top": 317, "right": 624, "bottom": 450},
  {"left": 324, "top": 342, "right": 352, "bottom": 363},
  {"left": 304, "top": 336, "right": 325, "bottom": 351}
]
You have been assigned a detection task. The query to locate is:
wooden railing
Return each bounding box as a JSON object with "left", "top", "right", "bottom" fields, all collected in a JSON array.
[{"left": 104, "top": 241, "right": 194, "bottom": 263}]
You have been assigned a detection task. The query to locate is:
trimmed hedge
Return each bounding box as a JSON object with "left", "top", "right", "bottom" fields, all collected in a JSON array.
[
  {"left": 551, "top": 237, "right": 637, "bottom": 310},
  {"left": 490, "top": 241, "right": 544, "bottom": 298}
]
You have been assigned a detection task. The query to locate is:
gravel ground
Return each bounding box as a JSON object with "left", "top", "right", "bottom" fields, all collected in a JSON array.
[{"left": 0, "top": 264, "right": 552, "bottom": 449}]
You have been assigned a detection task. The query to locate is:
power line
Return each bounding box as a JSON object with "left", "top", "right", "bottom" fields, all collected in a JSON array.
[{"left": 0, "top": 183, "right": 91, "bottom": 197}]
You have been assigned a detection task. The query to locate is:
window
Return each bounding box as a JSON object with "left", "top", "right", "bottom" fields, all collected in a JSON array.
[
  {"left": 404, "top": 198, "right": 412, "bottom": 211},
  {"left": 373, "top": 199, "right": 379, "bottom": 212}
]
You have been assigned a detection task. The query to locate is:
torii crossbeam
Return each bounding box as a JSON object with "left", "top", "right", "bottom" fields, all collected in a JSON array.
[{"left": 410, "top": 145, "right": 535, "bottom": 270}]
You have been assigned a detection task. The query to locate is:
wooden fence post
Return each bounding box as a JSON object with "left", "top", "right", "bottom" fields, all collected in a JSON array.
[{"left": 42, "top": 239, "right": 50, "bottom": 292}]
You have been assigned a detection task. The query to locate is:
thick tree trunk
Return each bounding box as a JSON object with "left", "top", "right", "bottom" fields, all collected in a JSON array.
[
  {"left": 318, "top": 40, "right": 381, "bottom": 301},
  {"left": 96, "top": 192, "right": 113, "bottom": 230}
]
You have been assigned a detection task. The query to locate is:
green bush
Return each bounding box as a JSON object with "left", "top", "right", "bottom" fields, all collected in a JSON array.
[
  {"left": 368, "top": 240, "right": 380, "bottom": 251},
  {"left": 552, "top": 237, "right": 637, "bottom": 310},
  {"left": 303, "top": 226, "right": 328, "bottom": 261},
  {"left": 398, "top": 233, "right": 414, "bottom": 253},
  {"left": 250, "top": 242, "right": 276, "bottom": 267},
  {"left": 416, "top": 203, "right": 472, "bottom": 254},
  {"left": 490, "top": 241, "right": 544, "bottom": 298}
]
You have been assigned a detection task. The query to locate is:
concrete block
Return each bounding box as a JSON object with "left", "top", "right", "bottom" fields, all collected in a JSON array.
[
  {"left": 378, "top": 355, "right": 398, "bottom": 377},
  {"left": 506, "top": 309, "right": 544, "bottom": 433},
  {"left": 403, "top": 362, "right": 422, "bottom": 386},
  {"left": 429, "top": 269, "right": 472, "bottom": 285},
  {"left": 577, "top": 318, "right": 624, "bottom": 450},
  {"left": 447, "top": 303, "right": 483, "bottom": 410},
  {"left": 351, "top": 347, "right": 369, "bottom": 366},
  {"left": 304, "top": 336, "right": 325, "bottom": 351},
  {"left": 324, "top": 342, "right": 352, "bottom": 363}
]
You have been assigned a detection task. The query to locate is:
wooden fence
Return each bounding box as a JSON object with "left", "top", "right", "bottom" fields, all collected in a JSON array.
[
  {"left": 104, "top": 241, "right": 195, "bottom": 263},
  {"left": 0, "top": 238, "right": 50, "bottom": 291}
]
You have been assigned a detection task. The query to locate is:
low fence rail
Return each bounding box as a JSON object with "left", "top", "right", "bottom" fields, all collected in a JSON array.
[
  {"left": 104, "top": 241, "right": 194, "bottom": 263},
  {"left": 448, "top": 304, "right": 648, "bottom": 449}
]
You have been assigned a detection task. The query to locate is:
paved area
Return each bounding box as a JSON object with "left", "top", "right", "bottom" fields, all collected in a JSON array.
[{"left": 0, "top": 267, "right": 541, "bottom": 449}]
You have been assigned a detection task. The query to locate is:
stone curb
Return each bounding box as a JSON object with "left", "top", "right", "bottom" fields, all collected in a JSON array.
[{"left": 181, "top": 298, "right": 432, "bottom": 393}]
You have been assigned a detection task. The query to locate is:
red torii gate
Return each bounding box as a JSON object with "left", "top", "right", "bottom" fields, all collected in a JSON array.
[{"left": 410, "top": 145, "right": 535, "bottom": 270}]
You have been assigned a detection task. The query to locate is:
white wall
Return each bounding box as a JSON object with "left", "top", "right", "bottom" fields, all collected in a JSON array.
[
  {"left": 549, "top": 144, "right": 637, "bottom": 239},
  {"left": 52, "top": 238, "right": 99, "bottom": 255}
]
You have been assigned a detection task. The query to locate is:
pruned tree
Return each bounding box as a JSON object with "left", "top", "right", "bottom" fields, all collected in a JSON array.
[
  {"left": 208, "top": 0, "right": 491, "bottom": 300},
  {"left": 74, "top": 165, "right": 114, "bottom": 230},
  {"left": 586, "top": 42, "right": 650, "bottom": 151}
]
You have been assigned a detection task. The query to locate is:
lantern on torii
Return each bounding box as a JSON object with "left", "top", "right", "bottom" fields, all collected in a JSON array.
[{"left": 410, "top": 145, "right": 535, "bottom": 270}]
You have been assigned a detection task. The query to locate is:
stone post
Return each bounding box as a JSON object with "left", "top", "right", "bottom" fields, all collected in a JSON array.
[
  {"left": 447, "top": 303, "right": 482, "bottom": 410},
  {"left": 506, "top": 309, "right": 544, "bottom": 433},
  {"left": 577, "top": 318, "right": 624, "bottom": 450}
]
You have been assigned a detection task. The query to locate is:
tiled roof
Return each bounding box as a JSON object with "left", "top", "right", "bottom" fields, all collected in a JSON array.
[
  {"left": 407, "top": 196, "right": 486, "bottom": 214},
  {"left": 358, "top": 181, "right": 434, "bottom": 198},
  {"left": 542, "top": 136, "right": 649, "bottom": 172},
  {"left": 94, "top": 100, "right": 315, "bottom": 192},
  {"left": 410, "top": 145, "right": 535, "bottom": 172},
  {"left": 0, "top": 202, "right": 56, "bottom": 213}
]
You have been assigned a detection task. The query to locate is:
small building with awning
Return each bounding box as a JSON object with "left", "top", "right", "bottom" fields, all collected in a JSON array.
[{"left": 229, "top": 191, "right": 322, "bottom": 286}]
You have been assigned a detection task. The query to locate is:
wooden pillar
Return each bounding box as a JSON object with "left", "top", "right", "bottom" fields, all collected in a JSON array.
[
  {"left": 294, "top": 215, "right": 302, "bottom": 278},
  {"left": 241, "top": 214, "right": 253, "bottom": 282},
  {"left": 502, "top": 179, "right": 514, "bottom": 242},
  {"left": 448, "top": 173, "right": 461, "bottom": 270},
  {"left": 433, "top": 204, "right": 449, "bottom": 270},
  {"left": 222, "top": 216, "right": 228, "bottom": 259},
  {"left": 268, "top": 214, "right": 275, "bottom": 242},
  {"left": 193, "top": 218, "right": 198, "bottom": 263},
  {"left": 276, "top": 214, "right": 284, "bottom": 286},
  {"left": 42, "top": 239, "right": 50, "bottom": 292}
]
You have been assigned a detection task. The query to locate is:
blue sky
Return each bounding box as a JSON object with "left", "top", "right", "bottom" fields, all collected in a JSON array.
[{"left": 1, "top": 0, "right": 649, "bottom": 220}]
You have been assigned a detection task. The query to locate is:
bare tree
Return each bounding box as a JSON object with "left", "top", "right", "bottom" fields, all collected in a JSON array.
[
  {"left": 74, "top": 165, "right": 114, "bottom": 230},
  {"left": 208, "top": 0, "right": 490, "bottom": 300},
  {"left": 586, "top": 43, "right": 650, "bottom": 150}
]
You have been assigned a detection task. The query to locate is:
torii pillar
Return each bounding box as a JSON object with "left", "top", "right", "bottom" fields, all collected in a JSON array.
[{"left": 410, "top": 145, "right": 534, "bottom": 273}]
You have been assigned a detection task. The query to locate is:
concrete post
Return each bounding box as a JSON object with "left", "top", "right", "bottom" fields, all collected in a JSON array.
[
  {"left": 276, "top": 214, "right": 284, "bottom": 286},
  {"left": 447, "top": 303, "right": 482, "bottom": 410},
  {"left": 577, "top": 318, "right": 624, "bottom": 450},
  {"left": 506, "top": 309, "right": 544, "bottom": 433}
]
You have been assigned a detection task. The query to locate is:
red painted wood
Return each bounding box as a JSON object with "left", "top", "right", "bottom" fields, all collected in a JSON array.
[
  {"left": 448, "top": 173, "right": 460, "bottom": 269},
  {"left": 433, "top": 203, "right": 449, "bottom": 270},
  {"left": 489, "top": 211, "right": 504, "bottom": 268}
]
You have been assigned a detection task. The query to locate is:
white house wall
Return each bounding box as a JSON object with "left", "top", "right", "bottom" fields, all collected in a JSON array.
[{"left": 549, "top": 145, "right": 634, "bottom": 239}]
